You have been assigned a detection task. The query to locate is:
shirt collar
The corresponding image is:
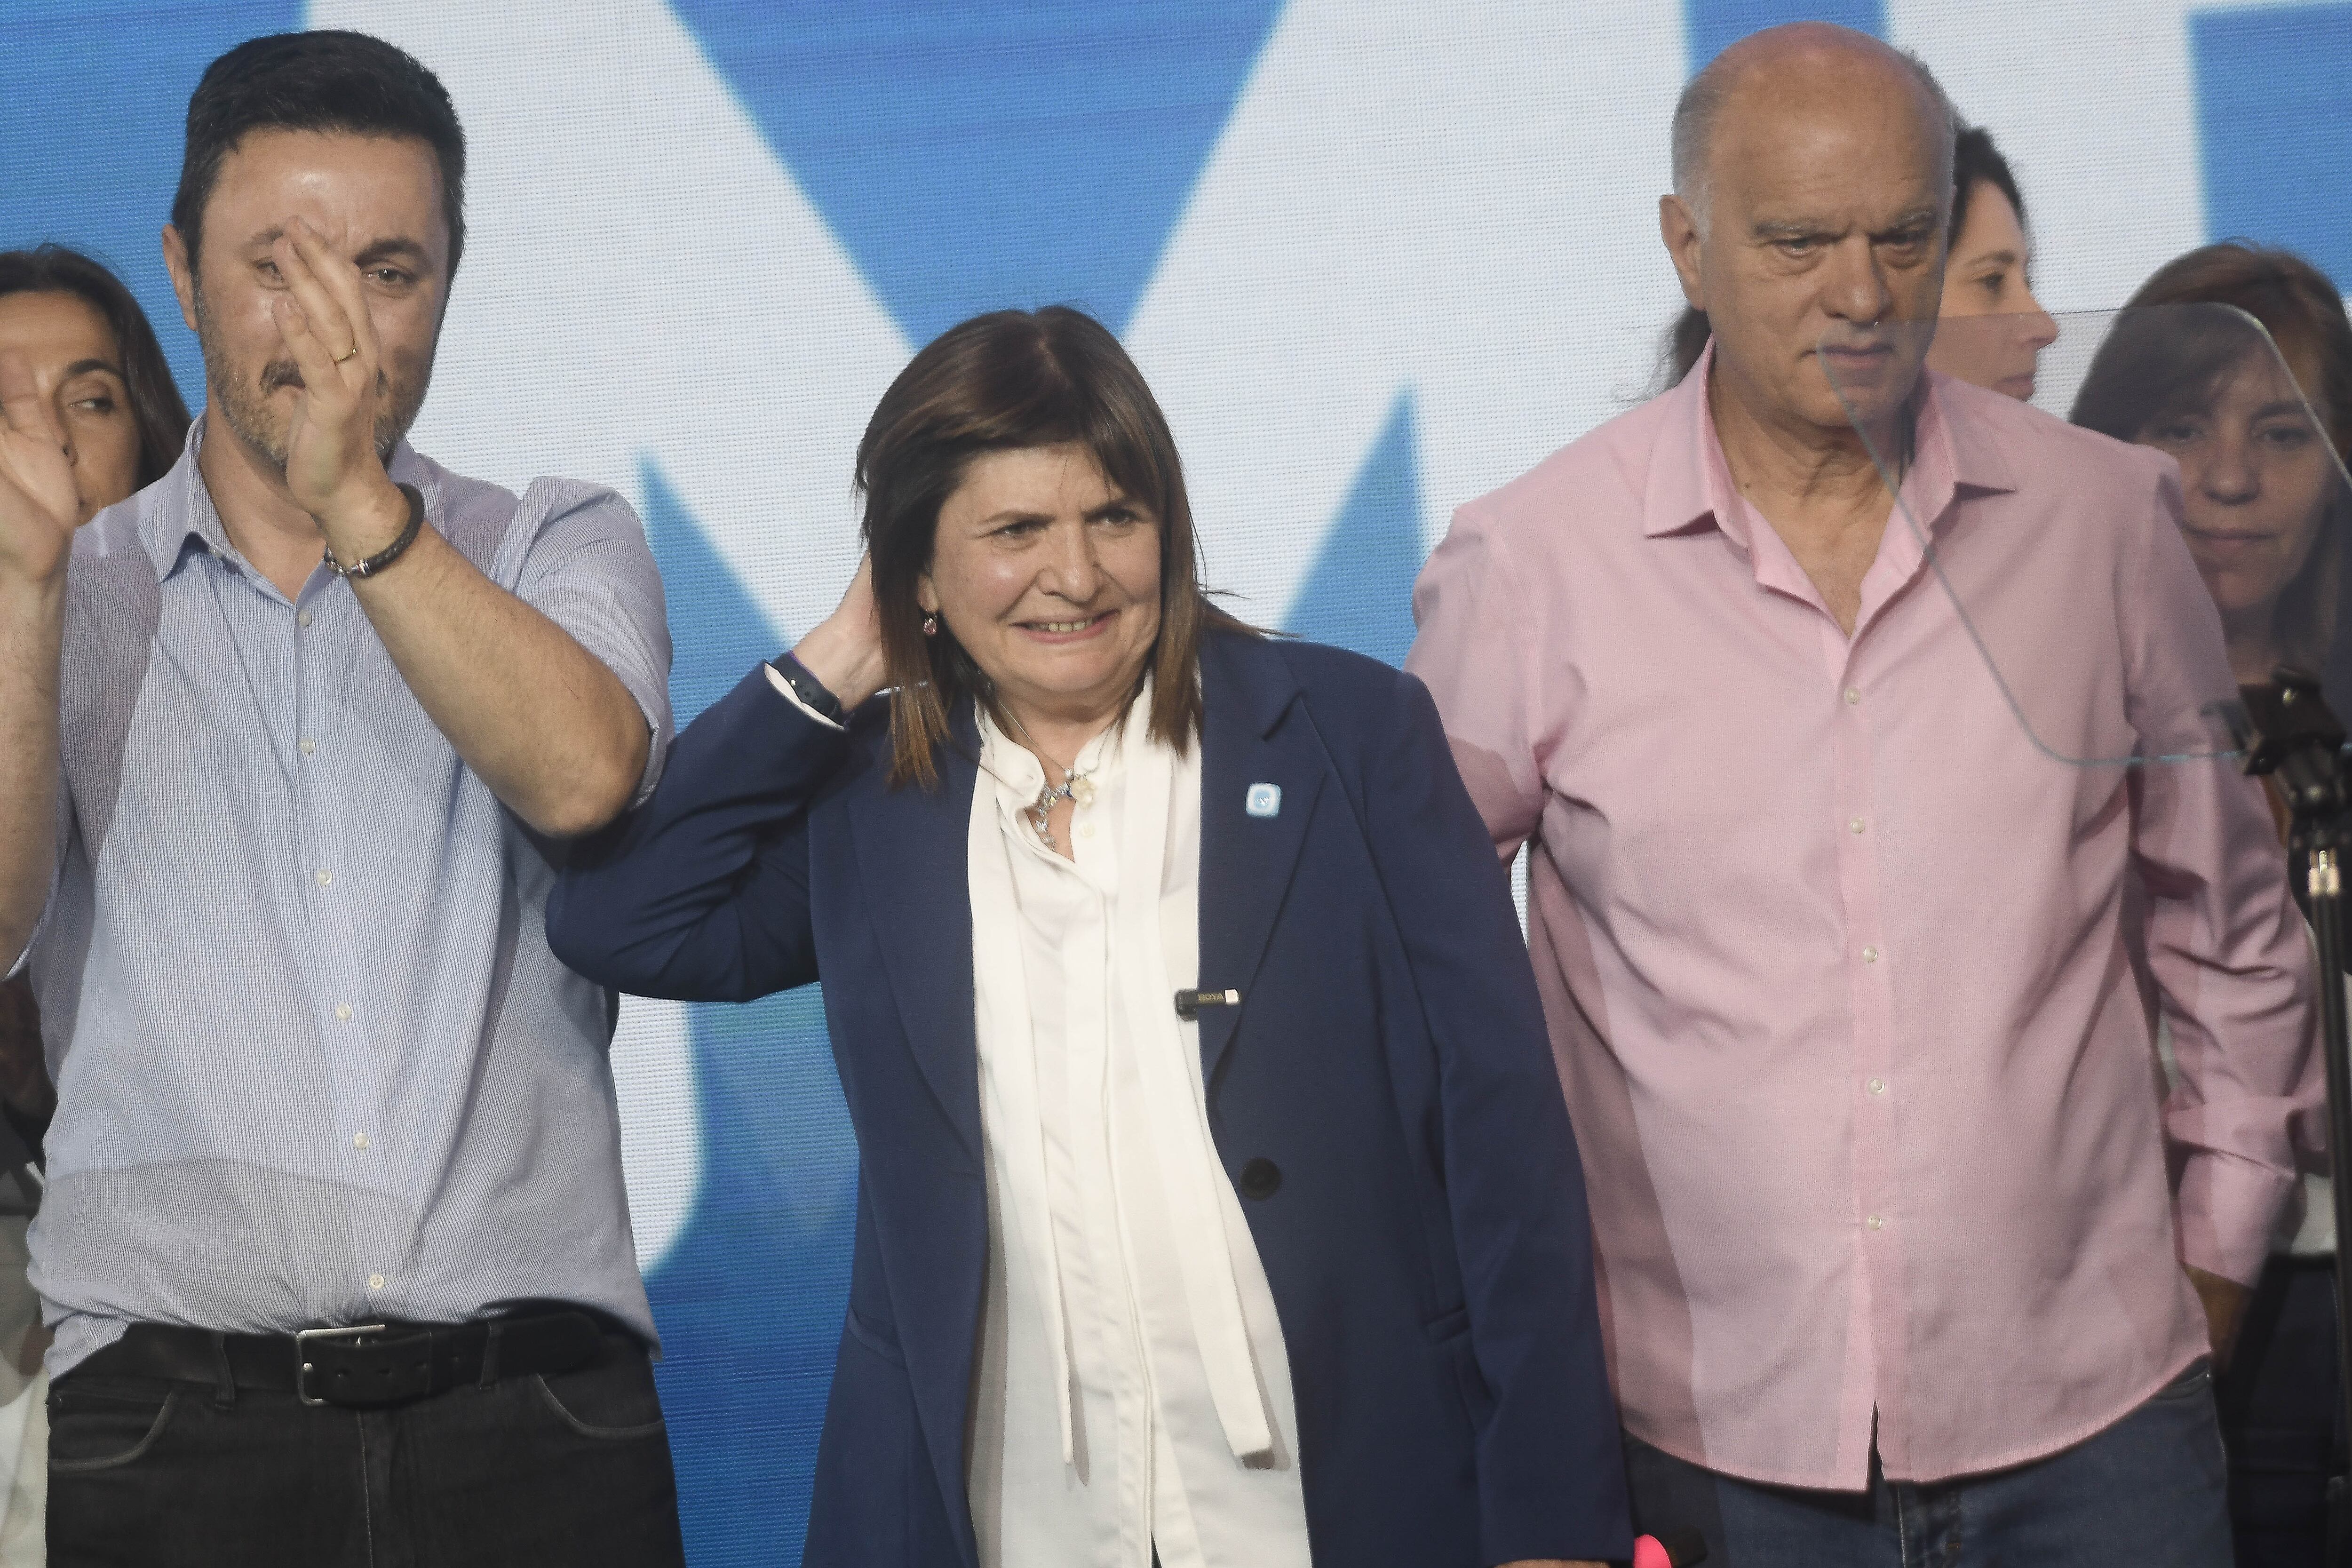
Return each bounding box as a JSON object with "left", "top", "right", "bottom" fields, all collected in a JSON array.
[
  {"left": 141, "top": 420, "right": 215, "bottom": 581},
  {"left": 141, "top": 416, "right": 430, "bottom": 583},
  {"left": 1640, "top": 341, "right": 1738, "bottom": 541},
  {"left": 1913, "top": 366, "right": 2020, "bottom": 504},
  {"left": 1640, "top": 342, "right": 2021, "bottom": 548}
]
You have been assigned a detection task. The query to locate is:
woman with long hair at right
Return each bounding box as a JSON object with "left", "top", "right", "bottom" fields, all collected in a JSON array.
[{"left": 2071, "top": 240, "right": 2352, "bottom": 1568}]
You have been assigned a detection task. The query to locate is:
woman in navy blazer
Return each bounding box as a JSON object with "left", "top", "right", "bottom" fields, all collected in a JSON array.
[{"left": 547, "top": 308, "right": 1628, "bottom": 1568}]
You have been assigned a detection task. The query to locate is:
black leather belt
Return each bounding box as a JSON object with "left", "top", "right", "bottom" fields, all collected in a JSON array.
[{"left": 72, "top": 1310, "right": 612, "bottom": 1409}]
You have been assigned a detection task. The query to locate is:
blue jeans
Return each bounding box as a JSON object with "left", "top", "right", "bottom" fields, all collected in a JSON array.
[{"left": 1624, "top": 1361, "right": 2232, "bottom": 1568}]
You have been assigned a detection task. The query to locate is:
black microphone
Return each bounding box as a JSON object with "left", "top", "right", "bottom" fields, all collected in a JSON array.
[{"left": 1173, "top": 988, "right": 1240, "bottom": 1020}]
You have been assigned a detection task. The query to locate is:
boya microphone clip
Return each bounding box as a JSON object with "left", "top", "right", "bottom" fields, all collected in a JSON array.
[{"left": 1173, "top": 988, "right": 1241, "bottom": 1020}]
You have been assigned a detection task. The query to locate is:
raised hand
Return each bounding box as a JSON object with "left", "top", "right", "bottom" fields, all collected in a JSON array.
[
  {"left": 0, "top": 350, "right": 80, "bottom": 584},
  {"left": 267, "top": 216, "right": 409, "bottom": 559},
  {"left": 789, "top": 555, "right": 889, "bottom": 711},
  {"left": 0, "top": 348, "right": 72, "bottom": 974}
]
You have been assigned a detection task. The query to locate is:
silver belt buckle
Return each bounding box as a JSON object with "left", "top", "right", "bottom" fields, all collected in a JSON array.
[{"left": 294, "top": 1324, "right": 387, "bottom": 1407}]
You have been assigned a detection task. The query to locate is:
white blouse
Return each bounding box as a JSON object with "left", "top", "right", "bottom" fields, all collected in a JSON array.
[{"left": 963, "top": 695, "right": 1311, "bottom": 1568}]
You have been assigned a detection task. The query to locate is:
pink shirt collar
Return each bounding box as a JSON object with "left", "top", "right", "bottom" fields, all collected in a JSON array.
[{"left": 1642, "top": 339, "right": 2020, "bottom": 549}]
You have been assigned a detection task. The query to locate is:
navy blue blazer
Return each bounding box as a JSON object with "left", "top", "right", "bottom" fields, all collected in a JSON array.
[{"left": 548, "top": 630, "right": 1629, "bottom": 1567}]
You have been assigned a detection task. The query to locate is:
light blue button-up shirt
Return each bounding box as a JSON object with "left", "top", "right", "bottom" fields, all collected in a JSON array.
[{"left": 9, "top": 428, "right": 674, "bottom": 1374}]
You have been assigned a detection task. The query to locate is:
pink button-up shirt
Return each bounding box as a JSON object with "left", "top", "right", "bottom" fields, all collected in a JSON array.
[{"left": 1405, "top": 352, "right": 2319, "bottom": 1490}]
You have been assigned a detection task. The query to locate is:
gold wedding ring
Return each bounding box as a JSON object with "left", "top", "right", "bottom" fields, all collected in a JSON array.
[{"left": 333, "top": 342, "right": 359, "bottom": 364}]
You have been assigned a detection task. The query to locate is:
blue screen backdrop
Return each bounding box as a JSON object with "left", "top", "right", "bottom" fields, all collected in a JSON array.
[{"left": 0, "top": 0, "right": 2339, "bottom": 1559}]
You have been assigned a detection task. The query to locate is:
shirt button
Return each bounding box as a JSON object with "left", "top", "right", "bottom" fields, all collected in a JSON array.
[
  {"left": 1867, "top": 1077, "right": 1886, "bottom": 1095},
  {"left": 298, "top": 610, "right": 314, "bottom": 628},
  {"left": 300, "top": 739, "right": 317, "bottom": 756},
  {"left": 352, "top": 1132, "right": 370, "bottom": 1150},
  {"left": 1848, "top": 817, "right": 1866, "bottom": 835},
  {"left": 1080, "top": 822, "right": 1096, "bottom": 840},
  {"left": 1861, "top": 945, "right": 1880, "bottom": 963},
  {"left": 1866, "top": 1214, "right": 1885, "bottom": 1231},
  {"left": 314, "top": 869, "right": 333, "bottom": 887},
  {"left": 334, "top": 1003, "right": 353, "bottom": 1021},
  {"left": 1844, "top": 686, "right": 1861, "bottom": 705},
  {"left": 367, "top": 1274, "right": 386, "bottom": 1291}
]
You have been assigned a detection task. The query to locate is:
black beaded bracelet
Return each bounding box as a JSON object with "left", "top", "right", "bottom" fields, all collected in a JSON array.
[{"left": 323, "top": 483, "right": 426, "bottom": 581}]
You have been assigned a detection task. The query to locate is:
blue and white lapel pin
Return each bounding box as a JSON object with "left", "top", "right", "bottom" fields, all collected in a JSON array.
[{"left": 1245, "top": 782, "right": 1282, "bottom": 818}]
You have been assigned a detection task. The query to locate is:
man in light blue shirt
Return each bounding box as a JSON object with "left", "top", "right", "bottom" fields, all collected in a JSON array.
[{"left": 0, "top": 31, "right": 681, "bottom": 1567}]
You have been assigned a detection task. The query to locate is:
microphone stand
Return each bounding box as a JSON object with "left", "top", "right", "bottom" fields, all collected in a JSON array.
[{"left": 2230, "top": 668, "right": 2352, "bottom": 1564}]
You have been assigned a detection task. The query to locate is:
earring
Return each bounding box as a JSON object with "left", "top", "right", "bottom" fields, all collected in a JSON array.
[{"left": 922, "top": 614, "right": 938, "bottom": 637}]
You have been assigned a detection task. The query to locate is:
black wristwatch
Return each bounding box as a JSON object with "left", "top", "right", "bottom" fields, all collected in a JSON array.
[{"left": 769, "top": 653, "right": 846, "bottom": 724}]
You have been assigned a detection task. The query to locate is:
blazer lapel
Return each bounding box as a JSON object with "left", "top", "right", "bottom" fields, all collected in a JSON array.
[
  {"left": 847, "top": 721, "right": 985, "bottom": 1167},
  {"left": 1195, "top": 636, "right": 1325, "bottom": 1089}
]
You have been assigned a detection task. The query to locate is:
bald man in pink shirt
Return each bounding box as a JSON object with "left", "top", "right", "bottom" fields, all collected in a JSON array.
[{"left": 1406, "top": 24, "right": 2317, "bottom": 1568}]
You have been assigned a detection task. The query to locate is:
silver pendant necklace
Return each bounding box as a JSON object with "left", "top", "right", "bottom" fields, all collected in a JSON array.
[
  {"left": 1024, "top": 771, "right": 1097, "bottom": 848},
  {"left": 1002, "top": 708, "right": 1097, "bottom": 849}
]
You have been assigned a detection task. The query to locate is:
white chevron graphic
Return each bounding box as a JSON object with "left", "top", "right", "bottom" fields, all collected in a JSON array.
[{"left": 1128, "top": 0, "right": 1690, "bottom": 621}]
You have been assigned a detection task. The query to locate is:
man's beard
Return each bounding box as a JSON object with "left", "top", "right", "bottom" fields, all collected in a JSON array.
[{"left": 193, "top": 285, "right": 432, "bottom": 475}]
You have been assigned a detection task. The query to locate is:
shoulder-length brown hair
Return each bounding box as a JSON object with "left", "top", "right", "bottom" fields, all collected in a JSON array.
[
  {"left": 0, "top": 245, "right": 191, "bottom": 488},
  {"left": 860, "top": 306, "right": 1255, "bottom": 789},
  {"left": 2071, "top": 243, "right": 2352, "bottom": 676}
]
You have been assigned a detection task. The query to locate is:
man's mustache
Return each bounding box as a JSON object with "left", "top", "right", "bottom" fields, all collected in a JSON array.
[{"left": 262, "top": 360, "right": 394, "bottom": 396}]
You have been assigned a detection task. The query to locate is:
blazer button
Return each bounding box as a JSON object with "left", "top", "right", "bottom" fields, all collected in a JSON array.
[{"left": 1237, "top": 1158, "right": 1282, "bottom": 1200}]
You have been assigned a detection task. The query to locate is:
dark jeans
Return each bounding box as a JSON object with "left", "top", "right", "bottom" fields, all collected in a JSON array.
[
  {"left": 45, "top": 1327, "right": 687, "bottom": 1568},
  {"left": 1624, "top": 1361, "right": 2231, "bottom": 1567},
  {"left": 2217, "top": 1254, "right": 2348, "bottom": 1567}
]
